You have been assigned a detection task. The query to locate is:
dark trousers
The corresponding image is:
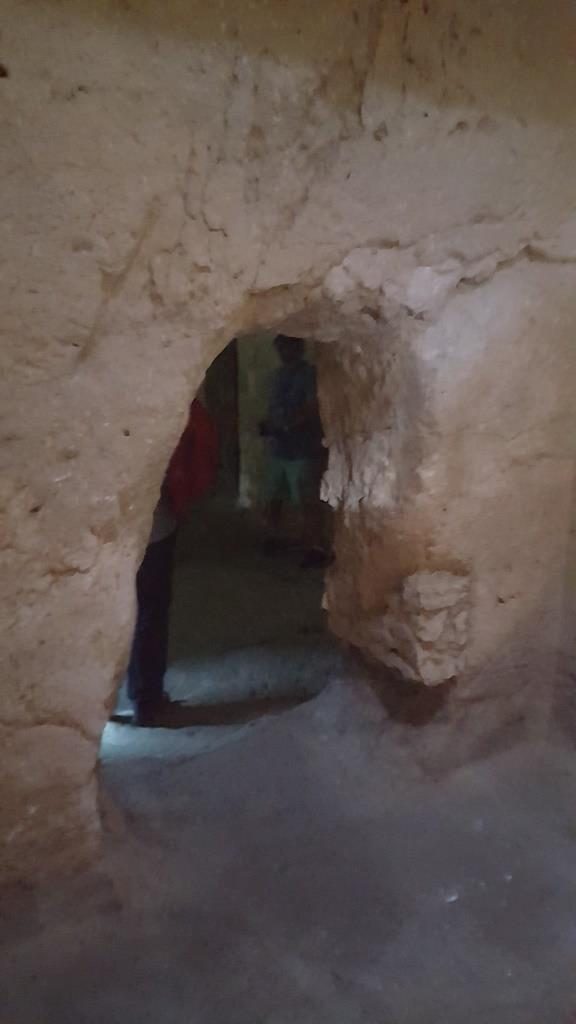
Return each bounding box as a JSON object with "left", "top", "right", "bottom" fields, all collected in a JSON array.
[{"left": 127, "top": 533, "right": 176, "bottom": 706}]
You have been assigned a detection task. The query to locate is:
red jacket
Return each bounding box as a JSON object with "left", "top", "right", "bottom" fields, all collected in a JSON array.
[{"left": 164, "top": 400, "right": 219, "bottom": 521}]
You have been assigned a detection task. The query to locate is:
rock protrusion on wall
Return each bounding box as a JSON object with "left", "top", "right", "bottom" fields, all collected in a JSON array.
[{"left": 360, "top": 571, "right": 470, "bottom": 686}]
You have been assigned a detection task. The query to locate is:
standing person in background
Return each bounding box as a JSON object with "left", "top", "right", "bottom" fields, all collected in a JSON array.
[
  {"left": 127, "top": 397, "right": 218, "bottom": 726},
  {"left": 259, "top": 335, "right": 328, "bottom": 567}
]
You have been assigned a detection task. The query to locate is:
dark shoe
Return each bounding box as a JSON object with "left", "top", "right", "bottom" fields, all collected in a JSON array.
[{"left": 133, "top": 694, "right": 181, "bottom": 727}]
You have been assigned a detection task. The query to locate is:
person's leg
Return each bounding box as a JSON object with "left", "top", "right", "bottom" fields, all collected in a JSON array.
[
  {"left": 284, "top": 459, "right": 309, "bottom": 546},
  {"left": 287, "top": 458, "right": 330, "bottom": 566},
  {"left": 262, "top": 457, "right": 289, "bottom": 550},
  {"left": 265, "top": 497, "right": 283, "bottom": 533},
  {"left": 127, "top": 532, "right": 176, "bottom": 711}
]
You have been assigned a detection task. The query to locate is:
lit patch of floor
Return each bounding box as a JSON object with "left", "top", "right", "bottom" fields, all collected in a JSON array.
[{"left": 100, "top": 717, "right": 255, "bottom": 763}]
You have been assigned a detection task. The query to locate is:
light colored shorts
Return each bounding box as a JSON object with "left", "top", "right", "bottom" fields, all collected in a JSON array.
[{"left": 265, "top": 457, "right": 316, "bottom": 506}]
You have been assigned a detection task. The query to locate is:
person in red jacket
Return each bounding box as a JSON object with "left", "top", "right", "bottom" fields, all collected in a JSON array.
[{"left": 127, "top": 398, "right": 218, "bottom": 726}]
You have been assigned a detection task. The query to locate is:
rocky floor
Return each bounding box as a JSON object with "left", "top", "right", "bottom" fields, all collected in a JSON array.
[{"left": 3, "top": 510, "right": 576, "bottom": 1023}]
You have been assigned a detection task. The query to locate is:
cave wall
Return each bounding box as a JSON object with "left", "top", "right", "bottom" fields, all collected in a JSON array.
[{"left": 1, "top": 0, "right": 576, "bottom": 883}]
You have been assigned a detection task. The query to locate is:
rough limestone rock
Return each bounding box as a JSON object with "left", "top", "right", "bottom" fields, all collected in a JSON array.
[
  {"left": 358, "top": 571, "right": 470, "bottom": 685},
  {"left": 1, "top": 0, "right": 576, "bottom": 883}
]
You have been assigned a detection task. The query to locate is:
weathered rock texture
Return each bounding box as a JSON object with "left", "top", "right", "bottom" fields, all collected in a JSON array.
[{"left": 1, "top": 0, "right": 576, "bottom": 883}]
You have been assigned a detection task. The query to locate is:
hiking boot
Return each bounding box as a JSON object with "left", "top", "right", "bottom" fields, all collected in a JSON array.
[{"left": 133, "top": 694, "right": 182, "bottom": 727}]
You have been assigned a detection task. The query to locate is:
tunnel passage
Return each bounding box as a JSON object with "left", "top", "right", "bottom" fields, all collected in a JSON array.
[
  {"left": 101, "top": 332, "right": 335, "bottom": 751},
  {"left": 100, "top": 321, "right": 475, "bottom": 787}
]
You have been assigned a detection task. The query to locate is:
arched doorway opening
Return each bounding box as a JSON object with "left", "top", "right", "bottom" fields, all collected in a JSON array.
[{"left": 100, "top": 330, "right": 340, "bottom": 764}]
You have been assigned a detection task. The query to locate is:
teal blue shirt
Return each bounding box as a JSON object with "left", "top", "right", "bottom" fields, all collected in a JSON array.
[{"left": 268, "top": 360, "right": 323, "bottom": 460}]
